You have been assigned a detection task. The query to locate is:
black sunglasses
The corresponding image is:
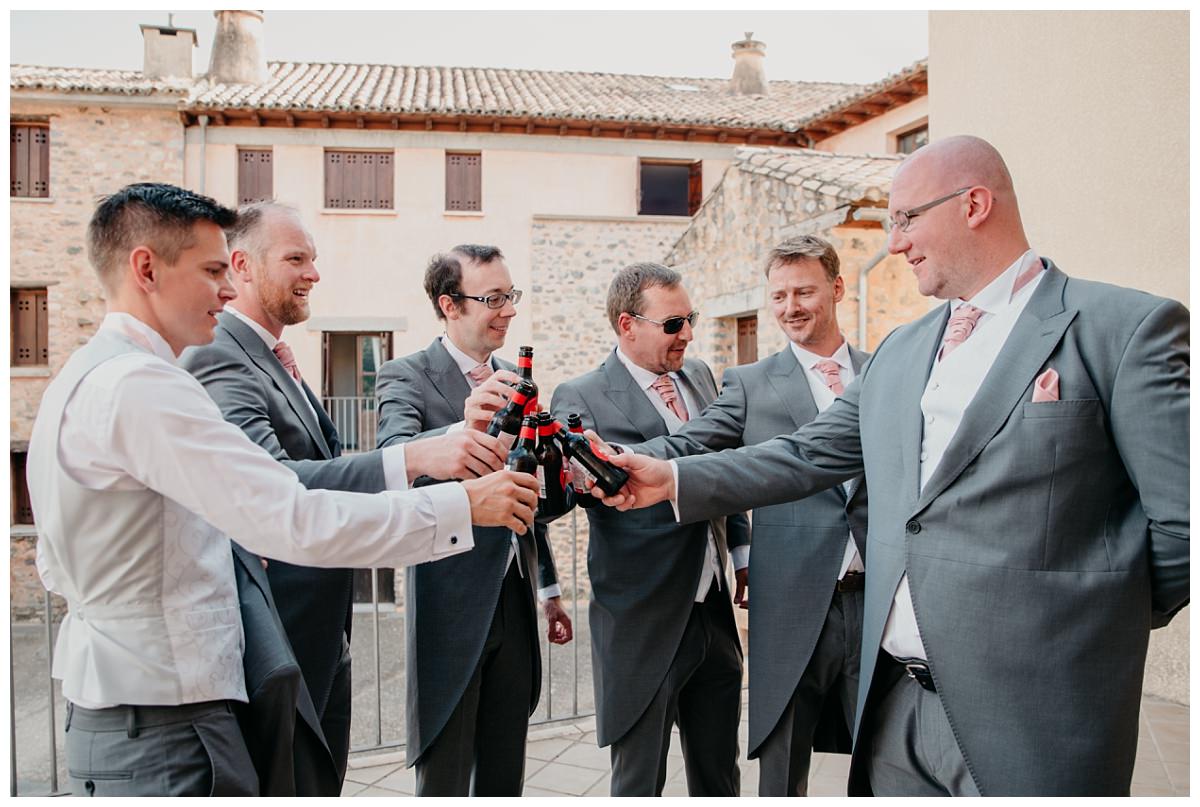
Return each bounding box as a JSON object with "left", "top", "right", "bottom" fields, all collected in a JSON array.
[{"left": 630, "top": 310, "right": 700, "bottom": 335}]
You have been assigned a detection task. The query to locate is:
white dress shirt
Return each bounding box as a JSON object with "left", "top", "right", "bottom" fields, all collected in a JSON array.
[
  {"left": 34, "top": 312, "right": 474, "bottom": 707},
  {"left": 441, "top": 334, "right": 561, "bottom": 601},
  {"left": 615, "top": 348, "right": 746, "bottom": 602},
  {"left": 226, "top": 305, "right": 409, "bottom": 490},
  {"left": 789, "top": 339, "right": 865, "bottom": 581},
  {"left": 881, "top": 249, "right": 1045, "bottom": 660}
]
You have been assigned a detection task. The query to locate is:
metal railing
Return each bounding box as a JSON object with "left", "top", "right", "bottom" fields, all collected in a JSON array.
[{"left": 322, "top": 396, "right": 378, "bottom": 453}]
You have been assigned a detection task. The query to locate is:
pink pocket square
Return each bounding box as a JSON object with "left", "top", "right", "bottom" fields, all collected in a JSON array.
[{"left": 1032, "top": 368, "right": 1060, "bottom": 402}]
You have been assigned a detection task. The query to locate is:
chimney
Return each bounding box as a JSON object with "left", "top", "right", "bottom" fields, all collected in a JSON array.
[
  {"left": 729, "top": 32, "right": 768, "bottom": 96},
  {"left": 208, "top": 10, "right": 268, "bottom": 85},
  {"left": 140, "top": 20, "right": 197, "bottom": 80}
]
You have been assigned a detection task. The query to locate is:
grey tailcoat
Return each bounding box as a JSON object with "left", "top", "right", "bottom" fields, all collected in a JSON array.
[
  {"left": 550, "top": 351, "right": 751, "bottom": 747},
  {"left": 673, "top": 263, "right": 1190, "bottom": 795},
  {"left": 182, "top": 312, "right": 383, "bottom": 747},
  {"left": 374, "top": 339, "right": 559, "bottom": 764},
  {"left": 635, "top": 344, "right": 869, "bottom": 758}
]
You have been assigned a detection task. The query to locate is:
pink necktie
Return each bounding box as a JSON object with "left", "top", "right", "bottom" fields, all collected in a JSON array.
[
  {"left": 652, "top": 375, "right": 689, "bottom": 422},
  {"left": 939, "top": 305, "right": 984, "bottom": 360},
  {"left": 273, "top": 341, "right": 303, "bottom": 382},
  {"left": 812, "top": 359, "right": 845, "bottom": 396},
  {"left": 467, "top": 363, "right": 493, "bottom": 386}
]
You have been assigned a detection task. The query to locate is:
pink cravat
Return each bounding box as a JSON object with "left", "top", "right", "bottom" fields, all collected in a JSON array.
[
  {"left": 939, "top": 305, "right": 984, "bottom": 360},
  {"left": 273, "top": 340, "right": 303, "bottom": 382},
  {"left": 652, "top": 374, "right": 689, "bottom": 422},
  {"left": 467, "top": 362, "right": 493, "bottom": 386},
  {"left": 812, "top": 359, "right": 845, "bottom": 396}
]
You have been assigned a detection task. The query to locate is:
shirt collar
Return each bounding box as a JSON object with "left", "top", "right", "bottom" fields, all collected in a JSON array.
[
  {"left": 99, "top": 312, "right": 177, "bottom": 363},
  {"left": 440, "top": 334, "right": 492, "bottom": 376},
  {"left": 225, "top": 304, "right": 278, "bottom": 350},
  {"left": 790, "top": 337, "right": 852, "bottom": 375},
  {"left": 952, "top": 249, "right": 1041, "bottom": 315},
  {"left": 615, "top": 346, "right": 678, "bottom": 391}
]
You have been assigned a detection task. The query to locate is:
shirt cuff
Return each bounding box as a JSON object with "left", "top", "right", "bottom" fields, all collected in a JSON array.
[
  {"left": 538, "top": 584, "right": 562, "bottom": 601},
  {"left": 381, "top": 444, "right": 409, "bottom": 491},
  {"left": 423, "top": 482, "right": 475, "bottom": 558},
  {"left": 447, "top": 420, "right": 466, "bottom": 433},
  {"left": 669, "top": 459, "right": 682, "bottom": 522},
  {"left": 730, "top": 545, "right": 750, "bottom": 571}
]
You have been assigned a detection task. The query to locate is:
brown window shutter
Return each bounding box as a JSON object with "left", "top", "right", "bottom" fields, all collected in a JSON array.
[
  {"left": 376, "top": 153, "right": 393, "bottom": 209},
  {"left": 736, "top": 315, "right": 758, "bottom": 365},
  {"left": 11, "top": 288, "right": 48, "bottom": 366},
  {"left": 238, "top": 149, "right": 273, "bottom": 205},
  {"left": 12, "top": 451, "right": 34, "bottom": 525},
  {"left": 445, "top": 152, "right": 481, "bottom": 212},
  {"left": 10, "top": 126, "right": 26, "bottom": 196},
  {"left": 325, "top": 150, "right": 392, "bottom": 210},
  {"left": 325, "top": 151, "right": 343, "bottom": 208},
  {"left": 321, "top": 331, "right": 333, "bottom": 397},
  {"left": 687, "top": 161, "right": 703, "bottom": 216}
]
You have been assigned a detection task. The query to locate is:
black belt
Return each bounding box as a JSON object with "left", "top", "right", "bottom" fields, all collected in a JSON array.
[
  {"left": 835, "top": 571, "right": 865, "bottom": 592},
  {"left": 893, "top": 656, "right": 937, "bottom": 693}
]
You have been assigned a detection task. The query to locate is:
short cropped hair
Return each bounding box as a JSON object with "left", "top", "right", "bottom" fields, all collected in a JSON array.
[
  {"left": 225, "top": 200, "right": 299, "bottom": 263},
  {"left": 423, "top": 244, "right": 505, "bottom": 320},
  {"left": 764, "top": 235, "right": 840, "bottom": 282},
  {"left": 86, "top": 183, "right": 237, "bottom": 290},
  {"left": 606, "top": 262, "right": 681, "bottom": 333}
]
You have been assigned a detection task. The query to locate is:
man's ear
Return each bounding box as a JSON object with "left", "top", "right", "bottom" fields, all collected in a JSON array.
[
  {"left": 128, "top": 245, "right": 157, "bottom": 293},
  {"left": 964, "top": 186, "right": 994, "bottom": 230},
  {"left": 438, "top": 294, "right": 460, "bottom": 321},
  {"left": 229, "top": 248, "right": 252, "bottom": 280},
  {"left": 832, "top": 275, "right": 845, "bottom": 304},
  {"left": 616, "top": 311, "right": 636, "bottom": 340}
]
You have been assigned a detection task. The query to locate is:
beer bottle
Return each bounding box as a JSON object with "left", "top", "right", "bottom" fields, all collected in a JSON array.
[
  {"left": 506, "top": 415, "right": 539, "bottom": 476},
  {"left": 486, "top": 378, "right": 537, "bottom": 450},
  {"left": 565, "top": 413, "right": 597, "bottom": 508},
  {"left": 552, "top": 417, "right": 629, "bottom": 497},
  {"left": 535, "top": 412, "right": 571, "bottom": 518},
  {"left": 516, "top": 346, "right": 538, "bottom": 415}
]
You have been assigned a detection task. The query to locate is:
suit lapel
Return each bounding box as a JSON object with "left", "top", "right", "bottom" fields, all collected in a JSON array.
[
  {"left": 424, "top": 338, "right": 473, "bottom": 416},
  {"left": 914, "top": 264, "right": 1075, "bottom": 513},
  {"left": 765, "top": 347, "right": 820, "bottom": 431},
  {"left": 601, "top": 351, "right": 669, "bottom": 440},
  {"left": 841, "top": 345, "right": 872, "bottom": 503},
  {"left": 305, "top": 383, "right": 342, "bottom": 457},
  {"left": 219, "top": 313, "right": 333, "bottom": 460}
]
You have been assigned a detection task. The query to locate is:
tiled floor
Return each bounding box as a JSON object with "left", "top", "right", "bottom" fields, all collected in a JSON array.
[{"left": 342, "top": 693, "right": 1188, "bottom": 797}]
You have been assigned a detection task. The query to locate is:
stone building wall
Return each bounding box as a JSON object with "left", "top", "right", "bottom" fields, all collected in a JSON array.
[{"left": 9, "top": 99, "right": 184, "bottom": 620}]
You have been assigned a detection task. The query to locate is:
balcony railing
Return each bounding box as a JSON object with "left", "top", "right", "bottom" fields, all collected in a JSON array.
[{"left": 322, "top": 396, "right": 378, "bottom": 453}]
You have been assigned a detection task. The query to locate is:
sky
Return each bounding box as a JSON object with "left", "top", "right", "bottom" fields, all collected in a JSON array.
[{"left": 10, "top": 10, "right": 928, "bottom": 85}]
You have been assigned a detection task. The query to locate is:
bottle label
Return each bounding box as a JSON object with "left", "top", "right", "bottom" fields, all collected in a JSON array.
[
  {"left": 497, "top": 431, "right": 518, "bottom": 451},
  {"left": 569, "top": 457, "right": 596, "bottom": 491},
  {"left": 518, "top": 356, "right": 533, "bottom": 370},
  {"left": 536, "top": 465, "right": 547, "bottom": 498}
]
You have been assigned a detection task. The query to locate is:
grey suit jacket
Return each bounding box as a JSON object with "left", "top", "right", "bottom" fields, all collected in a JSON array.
[
  {"left": 635, "top": 344, "right": 869, "bottom": 758},
  {"left": 551, "top": 351, "right": 751, "bottom": 747},
  {"left": 673, "top": 262, "right": 1190, "bottom": 795},
  {"left": 182, "top": 312, "right": 385, "bottom": 721},
  {"left": 375, "top": 338, "right": 559, "bottom": 764}
]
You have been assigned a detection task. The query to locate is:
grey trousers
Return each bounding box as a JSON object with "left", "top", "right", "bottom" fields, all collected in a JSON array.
[
  {"left": 414, "top": 564, "right": 535, "bottom": 796},
  {"left": 609, "top": 582, "right": 743, "bottom": 797},
  {"left": 756, "top": 588, "right": 862, "bottom": 796},
  {"left": 65, "top": 700, "right": 258, "bottom": 796},
  {"left": 863, "top": 659, "right": 980, "bottom": 796}
]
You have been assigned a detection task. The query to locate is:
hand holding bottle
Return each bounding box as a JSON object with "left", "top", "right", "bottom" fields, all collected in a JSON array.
[{"left": 464, "top": 369, "right": 520, "bottom": 431}]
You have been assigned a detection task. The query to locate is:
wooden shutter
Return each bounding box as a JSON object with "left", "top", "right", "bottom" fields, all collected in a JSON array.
[
  {"left": 237, "top": 149, "right": 273, "bottom": 205},
  {"left": 445, "top": 152, "right": 481, "bottom": 211},
  {"left": 325, "top": 150, "right": 393, "bottom": 210},
  {"left": 11, "top": 124, "right": 49, "bottom": 198},
  {"left": 12, "top": 451, "right": 33, "bottom": 525},
  {"left": 736, "top": 315, "right": 758, "bottom": 365},
  {"left": 11, "top": 288, "right": 48, "bottom": 366},
  {"left": 321, "top": 331, "right": 334, "bottom": 397},
  {"left": 687, "top": 161, "right": 703, "bottom": 216}
]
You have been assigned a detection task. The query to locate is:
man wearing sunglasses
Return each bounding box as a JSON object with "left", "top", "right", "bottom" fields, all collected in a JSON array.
[
  {"left": 550, "top": 263, "right": 749, "bottom": 796},
  {"left": 374, "top": 245, "right": 571, "bottom": 796}
]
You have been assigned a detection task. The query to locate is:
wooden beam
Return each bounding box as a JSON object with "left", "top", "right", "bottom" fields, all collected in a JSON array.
[
  {"left": 320, "top": 114, "right": 330, "bottom": 128},
  {"left": 717, "top": 131, "right": 728, "bottom": 143},
  {"left": 425, "top": 117, "right": 434, "bottom": 130},
  {"left": 526, "top": 121, "right": 535, "bottom": 134},
  {"left": 591, "top": 125, "right": 601, "bottom": 137},
  {"left": 559, "top": 124, "right": 569, "bottom": 136}
]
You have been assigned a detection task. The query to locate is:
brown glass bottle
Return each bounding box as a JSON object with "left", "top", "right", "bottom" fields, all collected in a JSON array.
[
  {"left": 535, "top": 412, "right": 571, "bottom": 518},
  {"left": 552, "top": 418, "right": 629, "bottom": 497},
  {"left": 506, "top": 416, "right": 539, "bottom": 476},
  {"left": 486, "top": 378, "right": 537, "bottom": 450},
  {"left": 516, "top": 346, "right": 538, "bottom": 415},
  {"left": 565, "top": 413, "right": 597, "bottom": 508}
]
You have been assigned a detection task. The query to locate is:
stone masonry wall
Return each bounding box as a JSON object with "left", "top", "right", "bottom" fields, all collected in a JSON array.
[{"left": 10, "top": 100, "right": 184, "bottom": 620}]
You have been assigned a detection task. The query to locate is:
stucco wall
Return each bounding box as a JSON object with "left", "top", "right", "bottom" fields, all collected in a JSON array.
[{"left": 816, "top": 96, "right": 929, "bottom": 156}]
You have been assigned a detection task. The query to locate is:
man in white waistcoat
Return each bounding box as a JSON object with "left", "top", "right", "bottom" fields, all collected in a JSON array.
[{"left": 26, "top": 183, "right": 539, "bottom": 796}]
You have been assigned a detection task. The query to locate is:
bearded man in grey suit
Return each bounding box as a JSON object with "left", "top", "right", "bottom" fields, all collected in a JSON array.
[
  {"left": 595, "top": 136, "right": 1189, "bottom": 796},
  {"left": 374, "top": 245, "right": 573, "bottom": 796},
  {"left": 550, "top": 263, "right": 750, "bottom": 796},
  {"left": 627, "top": 236, "right": 869, "bottom": 796},
  {"left": 182, "top": 204, "right": 510, "bottom": 784}
]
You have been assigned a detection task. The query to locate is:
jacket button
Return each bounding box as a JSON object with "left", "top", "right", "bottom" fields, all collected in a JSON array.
[
  {"left": 906, "top": 520, "right": 921, "bottom": 535},
  {"left": 450, "top": 536, "right": 458, "bottom": 545}
]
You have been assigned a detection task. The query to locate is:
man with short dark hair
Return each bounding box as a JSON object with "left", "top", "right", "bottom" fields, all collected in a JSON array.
[
  {"left": 550, "top": 262, "right": 749, "bottom": 796},
  {"left": 26, "top": 185, "right": 539, "bottom": 796},
  {"left": 375, "top": 244, "right": 572, "bottom": 796},
  {"left": 628, "top": 235, "right": 869, "bottom": 795}
]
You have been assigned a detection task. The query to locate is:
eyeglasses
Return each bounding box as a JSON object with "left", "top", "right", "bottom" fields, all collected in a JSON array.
[
  {"left": 630, "top": 310, "right": 700, "bottom": 335},
  {"left": 449, "top": 289, "right": 523, "bottom": 309},
  {"left": 889, "top": 187, "right": 971, "bottom": 232}
]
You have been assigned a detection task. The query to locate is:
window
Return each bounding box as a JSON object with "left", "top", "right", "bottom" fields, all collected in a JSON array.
[
  {"left": 895, "top": 124, "right": 929, "bottom": 155},
  {"left": 445, "top": 152, "right": 481, "bottom": 212},
  {"left": 320, "top": 331, "right": 394, "bottom": 452},
  {"left": 638, "top": 160, "right": 702, "bottom": 216},
  {"left": 11, "top": 123, "right": 49, "bottom": 198},
  {"left": 12, "top": 451, "right": 33, "bottom": 525},
  {"left": 11, "top": 287, "right": 48, "bottom": 367},
  {"left": 324, "top": 150, "right": 393, "bottom": 210},
  {"left": 238, "top": 148, "right": 273, "bottom": 205},
  {"left": 737, "top": 315, "right": 758, "bottom": 365}
]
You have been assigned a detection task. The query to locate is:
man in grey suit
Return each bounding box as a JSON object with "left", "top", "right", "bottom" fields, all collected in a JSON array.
[
  {"left": 375, "top": 245, "right": 573, "bottom": 796},
  {"left": 629, "top": 236, "right": 869, "bottom": 795},
  {"left": 550, "top": 263, "right": 750, "bottom": 796},
  {"left": 182, "top": 205, "right": 511, "bottom": 783},
  {"left": 596, "top": 136, "right": 1189, "bottom": 795}
]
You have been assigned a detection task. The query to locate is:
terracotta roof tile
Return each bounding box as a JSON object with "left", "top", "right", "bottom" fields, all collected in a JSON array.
[
  {"left": 10, "top": 64, "right": 191, "bottom": 96},
  {"left": 735, "top": 146, "right": 904, "bottom": 202}
]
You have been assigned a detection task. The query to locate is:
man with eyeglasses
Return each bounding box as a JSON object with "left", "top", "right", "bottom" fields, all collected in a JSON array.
[
  {"left": 591, "top": 135, "right": 1189, "bottom": 796},
  {"left": 374, "top": 244, "right": 571, "bottom": 796},
  {"left": 550, "top": 262, "right": 749, "bottom": 796}
]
